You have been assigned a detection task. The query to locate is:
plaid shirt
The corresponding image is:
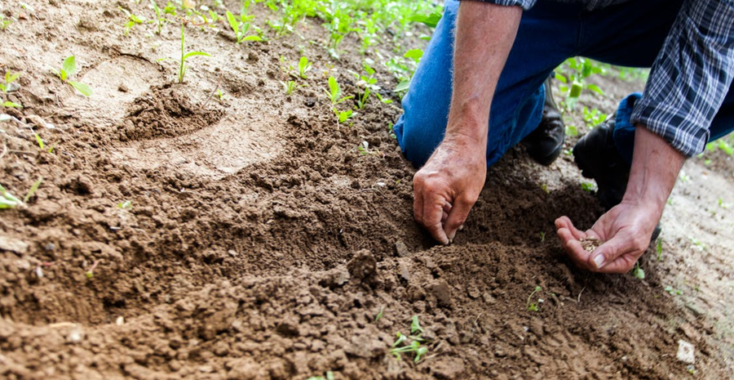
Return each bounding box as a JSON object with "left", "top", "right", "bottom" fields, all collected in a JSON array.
[{"left": 467, "top": 0, "right": 734, "bottom": 157}]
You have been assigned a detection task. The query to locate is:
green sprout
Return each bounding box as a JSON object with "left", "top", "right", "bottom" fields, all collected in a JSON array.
[
  {"left": 0, "top": 184, "right": 23, "bottom": 209},
  {"left": 555, "top": 57, "right": 606, "bottom": 110},
  {"left": 375, "top": 305, "right": 384, "bottom": 323},
  {"left": 33, "top": 132, "right": 54, "bottom": 153},
  {"left": 389, "top": 316, "right": 429, "bottom": 363},
  {"left": 581, "top": 182, "right": 596, "bottom": 192},
  {"left": 118, "top": 200, "right": 132, "bottom": 210},
  {"left": 225, "top": 10, "right": 262, "bottom": 44},
  {"left": 582, "top": 106, "right": 607, "bottom": 128},
  {"left": 334, "top": 108, "right": 353, "bottom": 124},
  {"left": 656, "top": 238, "right": 663, "bottom": 261},
  {"left": 565, "top": 124, "right": 579, "bottom": 137},
  {"left": 664, "top": 286, "right": 683, "bottom": 296},
  {"left": 0, "top": 71, "right": 20, "bottom": 94},
  {"left": 540, "top": 231, "right": 545, "bottom": 243},
  {"left": 631, "top": 263, "right": 645, "bottom": 279},
  {"left": 526, "top": 286, "right": 542, "bottom": 312},
  {"left": 176, "top": 25, "right": 210, "bottom": 83},
  {"left": 298, "top": 56, "right": 313, "bottom": 79},
  {"left": 52, "top": 56, "right": 93, "bottom": 97},
  {"left": 325, "top": 76, "right": 353, "bottom": 104},
  {"left": 281, "top": 80, "right": 306, "bottom": 95},
  {"left": 0, "top": 15, "right": 14, "bottom": 31},
  {"left": 120, "top": 7, "right": 147, "bottom": 36},
  {"left": 306, "top": 372, "right": 334, "bottom": 380},
  {"left": 150, "top": 0, "right": 169, "bottom": 35}
]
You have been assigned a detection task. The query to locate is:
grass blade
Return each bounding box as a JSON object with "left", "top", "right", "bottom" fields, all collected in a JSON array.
[{"left": 24, "top": 178, "right": 43, "bottom": 203}]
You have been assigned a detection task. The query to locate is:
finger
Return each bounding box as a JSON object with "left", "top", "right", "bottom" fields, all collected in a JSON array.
[
  {"left": 557, "top": 227, "right": 592, "bottom": 270},
  {"left": 589, "top": 231, "right": 642, "bottom": 273},
  {"left": 441, "top": 202, "right": 452, "bottom": 223},
  {"left": 422, "top": 195, "right": 450, "bottom": 245},
  {"left": 413, "top": 179, "right": 425, "bottom": 225},
  {"left": 444, "top": 196, "right": 475, "bottom": 241},
  {"left": 594, "top": 252, "right": 639, "bottom": 274},
  {"left": 554, "top": 216, "right": 587, "bottom": 240}
]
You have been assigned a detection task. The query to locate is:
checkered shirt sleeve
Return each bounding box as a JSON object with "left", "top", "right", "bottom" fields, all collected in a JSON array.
[{"left": 630, "top": 0, "right": 734, "bottom": 157}]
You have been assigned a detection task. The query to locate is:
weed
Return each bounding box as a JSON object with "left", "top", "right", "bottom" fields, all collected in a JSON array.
[
  {"left": 527, "top": 286, "right": 543, "bottom": 311},
  {"left": 52, "top": 56, "right": 93, "bottom": 96},
  {"left": 226, "top": 10, "right": 262, "bottom": 43},
  {"left": 631, "top": 263, "right": 645, "bottom": 279},
  {"left": 298, "top": 56, "right": 313, "bottom": 79},
  {"left": 0, "top": 71, "right": 20, "bottom": 93},
  {"left": 176, "top": 25, "right": 210, "bottom": 83}
]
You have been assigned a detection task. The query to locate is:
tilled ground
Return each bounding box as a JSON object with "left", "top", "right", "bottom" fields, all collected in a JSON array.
[{"left": 0, "top": 0, "right": 732, "bottom": 379}]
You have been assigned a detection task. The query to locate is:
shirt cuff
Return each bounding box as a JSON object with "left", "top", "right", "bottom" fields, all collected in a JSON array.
[
  {"left": 630, "top": 98, "right": 709, "bottom": 158},
  {"left": 458, "top": 0, "right": 536, "bottom": 11}
]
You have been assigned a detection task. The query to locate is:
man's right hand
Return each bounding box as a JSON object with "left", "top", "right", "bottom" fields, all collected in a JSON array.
[{"left": 413, "top": 134, "right": 487, "bottom": 245}]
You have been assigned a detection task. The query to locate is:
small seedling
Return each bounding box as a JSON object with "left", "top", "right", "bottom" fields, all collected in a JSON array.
[
  {"left": 0, "top": 71, "right": 20, "bottom": 93},
  {"left": 374, "top": 305, "right": 384, "bottom": 323},
  {"left": 306, "top": 372, "right": 334, "bottom": 380},
  {"left": 324, "top": 76, "right": 353, "bottom": 105},
  {"left": 24, "top": 178, "right": 43, "bottom": 203},
  {"left": 656, "top": 238, "right": 663, "bottom": 261},
  {"left": 581, "top": 182, "right": 596, "bottom": 192},
  {"left": 582, "top": 106, "right": 607, "bottom": 128},
  {"left": 0, "top": 15, "right": 14, "bottom": 31},
  {"left": 281, "top": 80, "right": 306, "bottom": 95},
  {"left": 375, "top": 92, "right": 393, "bottom": 104},
  {"left": 389, "top": 315, "right": 429, "bottom": 363},
  {"left": 86, "top": 259, "right": 100, "bottom": 279},
  {"left": 298, "top": 56, "right": 313, "bottom": 79},
  {"left": 334, "top": 108, "right": 353, "bottom": 124},
  {"left": 33, "top": 132, "right": 54, "bottom": 153},
  {"left": 150, "top": 0, "right": 169, "bottom": 35},
  {"left": 526, "top": 286, "right": 542, "bottom": 312},
  {"left": 120, "top": 7, "right": 147, "bottom": 36},
  {"left": 118, "top": 200, "right": 132, "bottom": 210},
  {"left": 52, "top": 56, "right": 93, "bottom": 96},
  {"left": 664, "top": 285, "right": 682, "bottom": 296},
  {"left": 539, "top": 232, "right": 545, "bottom": 243},
  {"left": 565, "top": 124, "right": 579, "bottom": 137},
  {"left": 631, "top": 263, "right": 645, "bottom": 279},
  {"left": 0, "top": 184, "right": 23, "bottom": 209},
  {"left": 176, "top": 25, "right": 210, "bottom": 83},
  {"left": 718, "top": 198, "right": 730, "bottom": 209},
  {"left": 226, "top": 10, "right": 262, "bottom": 43}
]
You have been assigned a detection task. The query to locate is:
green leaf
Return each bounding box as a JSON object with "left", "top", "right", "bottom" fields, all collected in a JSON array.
[
  {"left": 24, "top": 177, "right": 43, "bottom": 203},
  {"left": 394, "top": 80, "right": 410, "bottom": 92},
  {"left": 554, "top": 72, "right": 567, "bottom": 83},
  {"left": 183, "top": 51, "right": 210, "bottom": 59},
  {"left": 410, "top": 315, "right": 424, "bottom": 335},
  {"left": 328, "top": 76, "right": 340, "bottom": 99},
  {"left": 34, "top": 133, "right": 45, "bottom": 149},
  {"left": 62, "top": 56, "right": 77, "bottom": 77},
  {"left": 569, "top": 81, "right": 583, "bottom": 98},
  {"left": 60, "top": 69, "right": 68, "bottom": 82},
  {"left": 68, "top": 81, "right": 93, "bottom": 96},
  {"left": 7, "top": 72, "right": 20, "bottom": 84},
  {"left": 404, "top": 49, "right": 423, "bottom": 62},
  {"left": 565, "top": 125, "right": 579, "bottom": 137},
  {"left": 241, "top": 35, "right": 262, "bottom": 41},
  {"left": 409, "top": 11, "right": 442, "bottom": 27},
  {"left": 2, "top": 101, "right": 21, "bottom": 108},
  {"left": 586, "top": 84, "right": 604, "bottom": 96},
  {"left": 225, "top": 10, "right": 239, "bottom": 36}
]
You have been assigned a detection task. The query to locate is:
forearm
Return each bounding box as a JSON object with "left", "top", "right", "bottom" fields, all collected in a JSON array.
[
  {"left": 447, "top": 1, "right": 522, "bottom": 145},
  {"left": 623, "top": 125, "right": 686, "bottom": 214}
]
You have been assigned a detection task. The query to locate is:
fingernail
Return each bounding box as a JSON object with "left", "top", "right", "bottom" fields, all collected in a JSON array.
[
  {"left": 593, "top": 254, "right": 605, "bottom": 269},
  {"left": 448, "top": 231, "right": 457, "bottom": 241}
]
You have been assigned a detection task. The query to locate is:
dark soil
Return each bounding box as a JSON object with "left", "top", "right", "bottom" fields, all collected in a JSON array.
[{"left": 0, "top": 0, "right": 731, "bottom": 379}]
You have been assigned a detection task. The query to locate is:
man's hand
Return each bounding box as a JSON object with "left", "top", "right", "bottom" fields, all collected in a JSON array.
[
  {"left": 557, "top": 126, "right": 686, "bottom": 273},
  {"left": 411, "top": 2, "right": 522, "bottom": 244},
  {"left": 555, "top": 201, "right": 660, "bottom": 273},
  {"left": 413, "top": 135, "right": 487, "bottom": 245}
]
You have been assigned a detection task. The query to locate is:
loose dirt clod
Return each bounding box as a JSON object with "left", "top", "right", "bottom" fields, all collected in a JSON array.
[{"left": 580, "top": 237, "right": 602, "bottom": 253}]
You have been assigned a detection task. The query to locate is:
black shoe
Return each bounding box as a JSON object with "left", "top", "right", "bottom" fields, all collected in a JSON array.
[
  {"left": 573, "top": 117, "right": 662, "bottom": 242},
  {"left": 522, "top": 77, "right": 566, "bottom": 166}
]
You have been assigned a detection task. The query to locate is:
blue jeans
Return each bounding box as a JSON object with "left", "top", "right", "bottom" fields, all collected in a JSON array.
[{"left": 394, "top": 0, "right": 734, "bottom": 167}]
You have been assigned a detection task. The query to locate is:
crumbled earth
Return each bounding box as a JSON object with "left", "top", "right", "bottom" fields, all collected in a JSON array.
[
  {"left": 580, "top": 237, "right": 601, "bottom": 253},
  {"left": 1, "top": 0, "right": 733, "bottom": 379}
]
